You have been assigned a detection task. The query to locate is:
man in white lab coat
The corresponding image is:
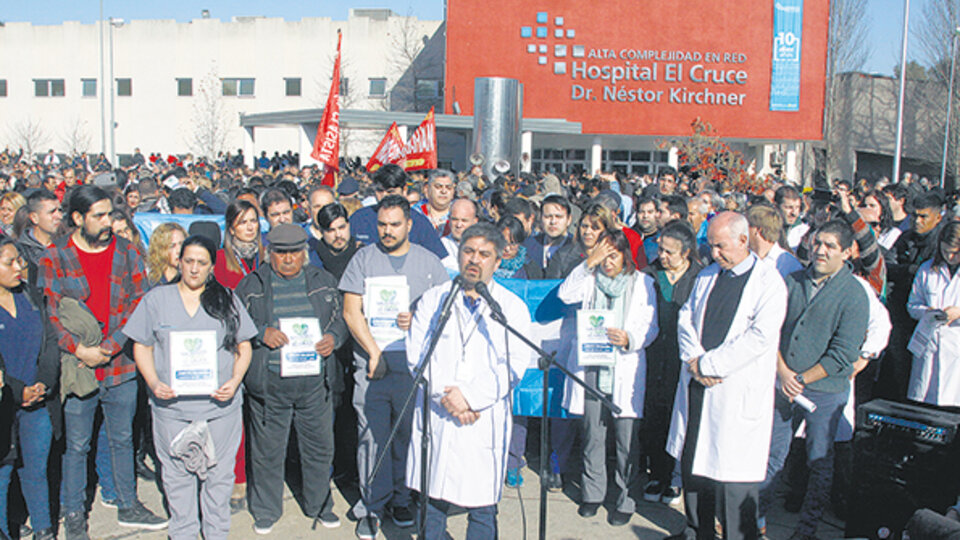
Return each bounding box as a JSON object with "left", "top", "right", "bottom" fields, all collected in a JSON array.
[
  {"left": 406, "top": 222, "right": 532, "bottom": 540},
  {"left": 665, "top": 212, "right": 788, "bottom": 540}
]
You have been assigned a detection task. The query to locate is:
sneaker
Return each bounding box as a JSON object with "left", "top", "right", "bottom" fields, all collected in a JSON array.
[
  {"left": 544, "top": 471, "right": 563, "bottom": 492},
  {"left": 253, "top": 520, "right": 275, "bottom": 535},
  {"left": 117, "top": 501, "right": 168, "bottom": 530},
  {"left": 391, "top": 505, "right": 415, "bottom": 528},
  {"left": 317, "top": 507, "right": 341, "bottom": 529},
  {"left": 577, "top": 502, "right": 600, "bottom": 518},
  {"left": 608, "top": 510, "right": 631, "bottom": 526},
  {"left": 135, "top": 455, "right": 157, "bottom": 482},
  {"left": 63, "top": 511, "right": 89, "bottom": 540},
  {"left": 100, "top": 497, "right": 118, "bottom": 509},
  {"left": 355, "top": 516, "right": 380, "bottom": 540},
  {"left": 505, "top": 467, "right": 524, "bottom": 488},
  {"left": 661, "top": 485, "right": 682, "bottom": 505},
  {"left": 33, "top": 527, "right": 56, "bottom": 540},
  {"left": 643, "top": 480, "right": 664, "bottom": 502}
]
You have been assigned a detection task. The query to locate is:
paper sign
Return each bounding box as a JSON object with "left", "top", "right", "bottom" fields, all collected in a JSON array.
[
  {"left": 577, "top": 309, "right": 616, "bottom": 366},
  {"left": 169, "top": 330, "right": 218, "bottom": 395},
  {"left": 279, "top": 318, "right": 322, "bottom": 377},
  {"left": 365, "top": 276, "right": 410, "bottom": 352}
]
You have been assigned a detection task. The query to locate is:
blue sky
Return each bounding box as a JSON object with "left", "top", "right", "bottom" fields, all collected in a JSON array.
[{"left": 0, "top": 0, "right": 919, "bottom": 76}]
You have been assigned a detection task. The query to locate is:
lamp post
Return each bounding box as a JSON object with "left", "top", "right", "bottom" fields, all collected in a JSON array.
[
  {"left": 940, "top": 26, "right": 960, "bottom": 189},
  {"left": 98, "top": 1, "right": 105, "bottom": 156},
  {"left": 108, "top": 17, "right": 123, "bottom": 167},
  {"left": 893, "top": 0, "right": 911, "bottom": 184}
]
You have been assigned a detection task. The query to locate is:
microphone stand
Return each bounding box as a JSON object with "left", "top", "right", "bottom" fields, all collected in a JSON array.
[
  {"left": 477, "top": 283, "right": 620, "bottom": 540},
  {"left": 364, "top": 277, "right": 462, "bottom": 538}
]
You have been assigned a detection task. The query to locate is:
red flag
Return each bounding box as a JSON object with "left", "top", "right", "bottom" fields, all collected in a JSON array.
[
  {"left": 401, "top": 107, "right": 437, "bottom": 171},
  {"left": 365, "top": 122, "right": 405, "bottom": 172},
  {"left": 311, "top": 32, "right": 342, "bottom": 186}
]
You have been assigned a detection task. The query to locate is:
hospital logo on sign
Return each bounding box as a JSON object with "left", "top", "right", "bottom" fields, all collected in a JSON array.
[{"left": 520, "top": 11, "right": 580, "bottom": 76}]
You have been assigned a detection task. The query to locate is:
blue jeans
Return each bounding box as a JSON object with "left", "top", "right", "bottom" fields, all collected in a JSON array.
[
  {"left": 61, "top": 379, "right": 138, "bottom": 514},
  {"left": 423, "top": 498, "right": 497, "bottom": 540},
  {"left": 759, "top": 389, "right": 847, "bottom": 536},
  {"left": 96, "top": 423, "right": 117, "bottom": 501},
  {"left": 0, "top": 407, "right": 53, "bottom": 535}
]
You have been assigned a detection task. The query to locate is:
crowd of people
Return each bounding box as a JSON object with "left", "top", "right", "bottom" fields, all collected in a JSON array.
[{"left": 0, "top": 143, "right": 957, "bottom": 540}]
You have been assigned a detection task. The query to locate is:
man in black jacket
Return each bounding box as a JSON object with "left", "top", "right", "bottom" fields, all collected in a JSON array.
[
  {"left": 235, "top": 224, "right": 348, "bottom": 534},
  {"left": 880, "top": 190, "right": 945, "bottom": 400}
]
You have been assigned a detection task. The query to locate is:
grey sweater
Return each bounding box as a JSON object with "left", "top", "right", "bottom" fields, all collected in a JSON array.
[{"left": 780, "top": 264, "right": 869, "bottom": 394}]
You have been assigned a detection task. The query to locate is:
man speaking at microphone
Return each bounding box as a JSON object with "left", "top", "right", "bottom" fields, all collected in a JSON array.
[{"left": 406, "top": 222, "right": 533, "bottom": 539}]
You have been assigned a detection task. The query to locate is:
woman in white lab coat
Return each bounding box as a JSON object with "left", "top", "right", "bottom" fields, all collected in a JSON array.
[
  {"left": 907, "top": 221, "right": 960, "bottom": 406},
  {"left": 557, "top": 230, "right": 658, "bottom": 525}
]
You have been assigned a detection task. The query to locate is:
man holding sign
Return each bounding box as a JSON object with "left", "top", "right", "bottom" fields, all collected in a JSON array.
[
  {"left": 340, "top": 195, "right": 448, "bottom": 539},
  {"left": 235, "top": 224, "right": 349, "bottom": 534}
]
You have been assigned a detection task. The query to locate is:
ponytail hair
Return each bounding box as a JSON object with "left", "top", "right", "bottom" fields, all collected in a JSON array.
[{"left": 179, "top": 234, "right": 240, "bottom": 353}]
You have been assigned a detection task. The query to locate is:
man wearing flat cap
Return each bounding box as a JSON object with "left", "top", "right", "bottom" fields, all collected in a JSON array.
[{"left": 235, "top": 224, "right": 349, "bottom": 533}]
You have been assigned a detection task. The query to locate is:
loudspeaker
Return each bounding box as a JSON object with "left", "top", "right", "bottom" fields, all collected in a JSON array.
[{"left": 845, "top": 401, "right": 960, "bottom": 539}]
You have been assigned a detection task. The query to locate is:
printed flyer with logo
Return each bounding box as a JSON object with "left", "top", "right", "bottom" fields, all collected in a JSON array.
[
  {"left": 577, "top": 309, "right": 616, "bottom": 366},
  {"left": 279, "top": 317, "right": 322, "bottom": 377},
  {"left": 169, "top": 330, "right": 218, "bottom": 395},
  {"left": 364, "top": 275, "right": 410, "bottom": 352}
]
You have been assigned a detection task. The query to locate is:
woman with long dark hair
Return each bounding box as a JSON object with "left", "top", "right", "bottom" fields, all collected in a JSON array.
[
  {"left": 215, "top": 200, "right": 263, "bottom": 289},
  {"left": 557, "top": 229, "right": 658, "bottom": 526},
  {"left": 906, "top": 220, "right": 960, "bottom": 406},
  {"left": 123, "top": 235, "right": 256, "bottom": 540},
  {"left": 0, "top": 237, "right": 60, "bottom": 540}
]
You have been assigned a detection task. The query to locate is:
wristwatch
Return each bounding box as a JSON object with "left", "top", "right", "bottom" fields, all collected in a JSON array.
[{"left": 794, "top": 373, "right": 806, "bottom": 386}]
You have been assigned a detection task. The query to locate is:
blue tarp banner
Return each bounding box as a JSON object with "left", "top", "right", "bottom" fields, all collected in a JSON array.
[
  {"left": 133, "top": 213, "right": 270, "bottom": 249},
  {"left": 492, "top": 275, "right": 576, "bottom": 418},
  {"left": 769, "top": 0, "right": 804, "bottom": 111}
]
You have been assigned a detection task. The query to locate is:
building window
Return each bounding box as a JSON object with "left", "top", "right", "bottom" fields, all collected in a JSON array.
[
  {"left": 34, "top": 79, "right": 65, "bottom": 97},
  {"left": 340, "top": 77, "right": 349, "bottom": 97},
  {"left": 415, "top": 78, "right": 441, "bottom": 100},
  {"left": 82, "top": 79, "right": 97, "bottom": 97},
  {"left": 0, "top": 80, "right": 6, "bottom": 97},
  {"left": 222, "top": 78, "right": 255, "bottom": 97},
  {"left": 116, "top": 78, "right": 132, "bottom": 96},
  {"left": 368, "top": 78, "right": 387, "bottom": 97},
  {"left": 177, "top": 78, "right": 192, "bottom": 96},
  {"left": 285, "top": 78, "right": 301, "bottom": 97}
]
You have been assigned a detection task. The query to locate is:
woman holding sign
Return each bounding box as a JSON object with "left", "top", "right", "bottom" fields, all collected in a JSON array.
[
  {"left": 123, "top": 235, "right": 257, "bottom": 540},
  {"left": 557, "top": 229, "right": 658, "bottom": 526}
]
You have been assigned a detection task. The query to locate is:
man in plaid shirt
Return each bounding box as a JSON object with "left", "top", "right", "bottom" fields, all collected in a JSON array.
[{"left": 38, "top": 185, "right": 167, "bottom": 539}]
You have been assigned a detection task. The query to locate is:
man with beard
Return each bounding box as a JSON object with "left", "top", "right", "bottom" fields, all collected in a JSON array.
[
  {"left": 309, "top": 202, "right": 363, "bottom": 281},
  {"left": 633, "top": 196, "right": 660, "bottom": 263},
  {"left": 38, "top": 186, "right": 167, "bottom": 539},
  {"left": 339, "top": 195, "right": 448, "bottom": 539}
]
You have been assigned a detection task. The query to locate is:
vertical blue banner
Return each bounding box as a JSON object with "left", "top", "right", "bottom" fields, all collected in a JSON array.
[{"left": 769, "top": 0, "right": 804, "bottom": 111}]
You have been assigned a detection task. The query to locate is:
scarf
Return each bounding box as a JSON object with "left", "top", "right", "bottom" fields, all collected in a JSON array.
[
  {"left": 590, "top": 270, "right": 633, "bottom": 395},
  {"left": 233, "top": 239, "right": 259, "bottom": 259},
  {"left": 495, "top": 245, "right": 528, "bottom": 279}
]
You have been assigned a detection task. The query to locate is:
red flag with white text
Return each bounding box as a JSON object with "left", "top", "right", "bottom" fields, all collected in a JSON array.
[
  {"left": 365, "top": 122, "right": 405, "bottom": 172},
  {"left": 402, "top": 107, "right": 437, "bottom": 171},
  {"left": 311, "top": 32, "right": 342, "bottom": 186}
]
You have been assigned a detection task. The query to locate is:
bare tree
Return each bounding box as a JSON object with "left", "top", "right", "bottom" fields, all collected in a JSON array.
[
  {"left": 388, "top": 13, "right": 443, "bottom": 112},
  {"left": 7, "top": 117, "right": 50, "bottom": 162},
  {"left": 60, "top": 118, "right": 92, "bottom": 156},
  {"left": 187, "top": 67, "right": 230, "bottom": 160},
  {"left": 823, "top": 0, "right": 870, "bottom": 180},
  {"left": 914, "top": 0, "right": 960, "bottom": 185}
]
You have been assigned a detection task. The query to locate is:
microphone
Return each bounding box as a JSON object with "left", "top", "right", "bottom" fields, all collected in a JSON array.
[
  {"left": 438, "top": 275, "right": 464, "bottom": 318},
  {"left": 473, "top": 281, "right": 504, "bottom": 320}
]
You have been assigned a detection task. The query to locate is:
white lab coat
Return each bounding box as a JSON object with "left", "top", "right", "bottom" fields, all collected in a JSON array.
[
  {"left": 665, "top": 256, "right": 787, "bottom": 483},
  {"left": 906, "top": 260, "right": 960, "bottom": 406},
  {"left": 405, "top": 280, "right": 532, "bottom": 508},
  {"left": 556, "top": 262, "right": 658, "bottom": 418}
]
